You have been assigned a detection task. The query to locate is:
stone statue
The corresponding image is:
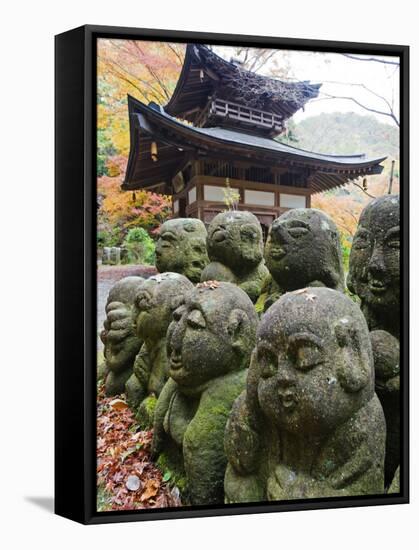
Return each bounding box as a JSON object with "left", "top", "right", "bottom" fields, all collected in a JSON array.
[
  {"left": 370, "top": 330, "right": 400, "bottom": 487},
  {"left": 261, "top": 208, "right": 345, "bottom": 311},
  {"left": 100, "top": 276, "right": 144, "bottom": 396},
  {"left": 155, "top": 218, "right": 209, "bottom": 283},
  {"left": 225, "top": 287, "right": 386, "bottom": 502},
  {"left": 125, "top": 273, "right": 193, "bottom": 425},
  {"left": 388, "top": 466, "right": 400, "bottom": 494},
  {"left": 151, "top": 281, "right": 259, "bottom": 505},
  {"left": 348, "top": 195, "right": 400, "bottom": 486},
  {"left": 200, "top": 211, "right": 269, "bottom": 303},
  {"left": 347, "top": 195, "right": 400, "bottom": 338}
]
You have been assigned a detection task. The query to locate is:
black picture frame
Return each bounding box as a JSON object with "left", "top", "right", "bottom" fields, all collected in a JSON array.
[{"left": 55, "top": 24, "right": 409, "bottom": 525}]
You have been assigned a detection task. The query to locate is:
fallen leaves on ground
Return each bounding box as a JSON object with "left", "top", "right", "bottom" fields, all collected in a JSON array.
[{"left": 97, "top": 383, "right": 182, "bottom": 511}]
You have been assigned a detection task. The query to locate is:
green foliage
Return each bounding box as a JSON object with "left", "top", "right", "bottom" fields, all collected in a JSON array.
[
  {"left": 97, "top": 128, "right": 117, "bottom": 177},
  {"left": 97, "top": 227, "right": 123, "bottom": 249},
  {"left": 122, "top": 227, "right": 155, "bottom": 265},
  {"left": 340, "top": 233, "right": 351, "bottom": 274},
  {"left": 156, "top": 451, "right": 188, "bottom": 496}
]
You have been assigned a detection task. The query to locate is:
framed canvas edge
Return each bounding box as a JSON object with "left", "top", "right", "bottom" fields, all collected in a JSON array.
[{"left": 54, "top": 24, "right": 410, "bottom": 526}]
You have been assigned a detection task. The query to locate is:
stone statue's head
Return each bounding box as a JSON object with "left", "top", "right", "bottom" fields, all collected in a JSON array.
[
  {"left": 248, "top": 287, "right": 374, "bottom": 435},
  {"left": 265, "top": 208, "right": 344, "bottom": 291},
  {"left": 347, "top": 195, "right": 400, "bottom": 315},
  {"left": 206, "top": 211, "right": 264, "bottom": 271},
  {"left": 167, "top": 281, "right": 259, "bottom": 390},
  {"left": 101, "top": 276, "right": 144, "bottom": 373},
  {"left": 134, "top": 273, "right": 193, "bottom": 342},
  {"left": 155, "top": 218, "right": 209, "bottom": 283}
]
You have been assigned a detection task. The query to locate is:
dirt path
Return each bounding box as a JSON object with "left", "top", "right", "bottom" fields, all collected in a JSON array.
[{"left": 97, "top": 264, "right": 157, "bottom": 350}]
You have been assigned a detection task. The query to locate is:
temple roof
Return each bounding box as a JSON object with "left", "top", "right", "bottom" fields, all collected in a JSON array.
[
  {"left": 164, "top": 44, "right": 322, "bottom": 125},
  {"left": 123, "top": 95, "right": 386, "bottom": 194}
]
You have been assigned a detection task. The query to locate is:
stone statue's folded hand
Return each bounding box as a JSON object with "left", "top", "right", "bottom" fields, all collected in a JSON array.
[{"left": 105, "top": 301, "right": 135, "bottom": 344}]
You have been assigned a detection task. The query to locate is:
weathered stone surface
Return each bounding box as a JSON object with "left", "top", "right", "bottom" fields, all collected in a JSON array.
[
  {"left": 100, "top": 276, "right": 144, "bottom": 396},
  {"left": 348, "top": 195, "right": 400, "bottom": 486},
  {"left": 262, "top": 209, "right": 344, "bottom": 311},
  {"left": 152, "top": 282, "right": 259, "bottom": 505},
  {"left": 201, "top": 211, "right": 269, "bottom": 302},
  {"left": 125, "top": 273, "right": 193, "bottom": 425},
  {"left": 387, "top": 465, "right": 400, "bottom": 494},
  {"left": 348, "top": 195, "right": 400, "bottom": 338},
  {"left": 370, "top": 330, "right": 400, "bottom": 487},
  {"left": 155, "top": 218, "right": 209, "bottom": 283},
  {"left": 225, "top": 287, "right": 386, "bottom": 502}
]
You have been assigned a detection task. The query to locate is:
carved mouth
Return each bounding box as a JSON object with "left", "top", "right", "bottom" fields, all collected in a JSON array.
[
  {"left": 270, "top": 247, "right": 286, "bottom": 260},
  {"left": 212, "top": 229, "right": 226, "bottom": 243},
  {"left": 368, "top": 279, "right": 387, "bottom": 294},
  {"left": 170, "top": 354, "right": 182, "bottom": 370},
  {"left": 278, "top": 390, "right": 298, "bottom": 410}
]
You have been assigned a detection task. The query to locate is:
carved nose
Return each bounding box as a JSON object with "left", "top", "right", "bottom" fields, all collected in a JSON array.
[
  {"left": 368, "top": 244, "right": 385, "bottom": 276},
  {"left": 271, "top": 224, "right": 292, "bottom": 245},
  {"left": 276, "top": 361, "right": 297, "bottom": 386},
  {"left": 169, "top": 318, "right": 186, "bottom": 354}
]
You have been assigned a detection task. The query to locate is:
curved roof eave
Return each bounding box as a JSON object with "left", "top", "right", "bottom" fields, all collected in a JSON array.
[{"left": 128, "top": 95, "right": 387, "bottom": 172}]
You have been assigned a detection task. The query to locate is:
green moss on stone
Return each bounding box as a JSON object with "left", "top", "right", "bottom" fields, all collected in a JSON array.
[{"left": 135, "top": 395, "right": 158, "bottom": 430}]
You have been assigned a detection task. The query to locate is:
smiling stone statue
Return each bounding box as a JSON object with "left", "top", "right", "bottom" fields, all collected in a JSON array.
[
  {"left": 155, "top": 218, "right": 209, "bottom": 283},
  {"left": 224, "top": 287, "right": 386, "bottom": 502},
  {"left": 200, "top": 211, "right": 269, "bottom": 303},
  {"left": 100, "top": 276, "right": 145, "bottom": 396},
  {"left": 348, "top": 195, "right": 400, "bottom": 486},
  {"left": 261, "top": 209, "right": 345, "bottom": 311},
  {"left": 124, "top": 273, "right": 193, "bottom": 426},
  {"left": 151, "top": 281, "right": 259, "bottom": 505},
  {"left": 348, "top": 195, "right": 400, "bottom": 338}
]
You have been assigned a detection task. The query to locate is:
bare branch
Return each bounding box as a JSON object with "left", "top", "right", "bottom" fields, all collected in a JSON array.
[
  {"left": 312, "top": 92, "right": 399, "bottom": 127},
  {"left": 342, "top": 54, "right": 400, "bottom": 66}
]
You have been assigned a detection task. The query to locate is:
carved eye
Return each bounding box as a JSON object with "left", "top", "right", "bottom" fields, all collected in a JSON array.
[
  {"left": 187, "top": 309, "right": 206, "bottom": 329},
  {"left": 288, "top": 227, "right": 308, "bottom": 239},
  {"left": 352, "top": 230, "right": 370, "bottom": 250},
  {"left": 385, "top": 228, "right": 400, "bottom": 249},
  {"left": 258, "top": 348, "right": 277, "bottom": 379},
  {"left": 173, "top": 305, "right": 186, "bottom": 321},
  {"left": 240, "top": 224, "right": 258, "bottom": 240},
  {"left": 291, "top": 342, "right": 324, "bottom": 371},
  {"left": 160, "top": 233, "right": 177, "bottom": 246}
]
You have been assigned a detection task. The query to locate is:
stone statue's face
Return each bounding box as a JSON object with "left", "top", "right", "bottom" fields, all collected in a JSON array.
[
  {"left": 155, "top": 219, "right": 209, "bottom": 283},
  {"left": 102, "top": 277, "right": 144, "bottom": 373},
  {"left": 207, "top": 212, "right": 264, "bottom": 269},
  {"left": 134, "top": 273, "right": 193, "bottom": 341},
  {"left": 254, "top": 288, "right": 373, "bottom": 435},
  {"left": 348, "top": 195, "right": 400, "bottom": 312},
  {"left": 265, "top": 209, "right": 344, "bottom": 291},
  {"left": 167, "top": 282, "right": 257, "bottom": 389}
]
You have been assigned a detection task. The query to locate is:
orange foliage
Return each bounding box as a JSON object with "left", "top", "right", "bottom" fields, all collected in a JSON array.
[{"left": 98, "top": 174, "right": 172, "bottom": 237}]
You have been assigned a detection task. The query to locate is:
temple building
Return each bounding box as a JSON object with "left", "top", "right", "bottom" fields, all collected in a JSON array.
[{"left": 123, "top": 44, "right": 386, "bottom": 232}]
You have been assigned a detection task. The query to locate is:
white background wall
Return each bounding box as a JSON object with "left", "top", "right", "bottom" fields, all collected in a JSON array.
[{"left": 1, "top": 1, "right": 416, "bottom": 548}]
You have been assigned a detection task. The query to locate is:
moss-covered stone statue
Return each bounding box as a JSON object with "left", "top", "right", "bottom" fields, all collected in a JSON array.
[
  {"left": 348, "top": 195, "right": 400, "bottom": 337},
  {"left": 260, "top": 208, "right": 345, "bottom": 312},
  {"left": 225, "top": 287, "right": 386, "bottom": 503},
  {"left": 155, "top": 218, "right": 209, "bottom": 283},
  {"left": 125, "top": 273, "right": 193, "bottom": 426},
  {"left": 348, "top": 195, "right": 400, "bottom": 486},
  {"left": 370, "top": 330, "right": 400, "bottom": 487},
  {"left": 100, "top": 276, "right": 145, "bottom": 396},
  {"left": 200, "top": 211, "right": 269, "bottom": 303},
  {"left": 388, "top": 465, "right": 400, "bottom": 494},
  {"left": 151, "top": 281, "right": 259, "bottom": 505}
]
